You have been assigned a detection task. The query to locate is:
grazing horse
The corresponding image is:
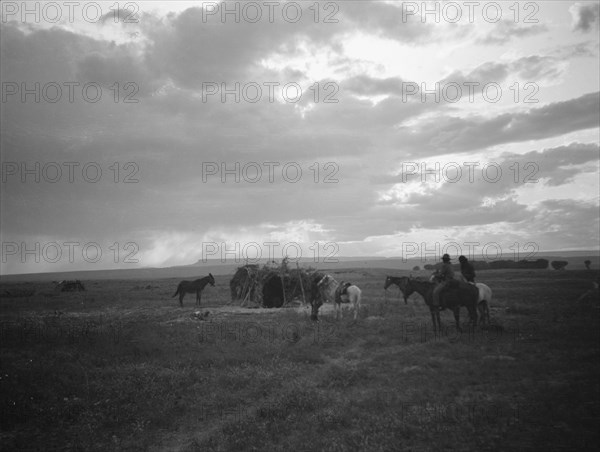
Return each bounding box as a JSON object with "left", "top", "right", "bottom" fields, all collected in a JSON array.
[
  {"left": 400, "top": 277, "right": 478, "bottom": 333},
  {"left": 384, "top": 276, "right": 408, "bottom": 304},
  {"left": 172, "top": 274, "right": 215, "bottom": 307},
  {"left": 317, "top": 274, "right": 362, "bottom": 321}
]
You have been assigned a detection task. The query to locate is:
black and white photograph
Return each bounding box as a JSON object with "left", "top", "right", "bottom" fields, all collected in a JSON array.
[{"left": 1, "top": 1, "right": 599, "bottom": 450}]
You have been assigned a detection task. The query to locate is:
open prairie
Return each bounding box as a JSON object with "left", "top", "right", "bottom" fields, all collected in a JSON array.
[{"left": 1, "top": 268, "right": 599, "bottom": 451}]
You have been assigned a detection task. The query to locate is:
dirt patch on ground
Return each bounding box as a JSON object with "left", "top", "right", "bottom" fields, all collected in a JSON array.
[
  {"left": 195, "top": 302, "right": 338, "bottom": 317},
  {"left": 161, "top": 302, "right": 330, "bottom": 325}
]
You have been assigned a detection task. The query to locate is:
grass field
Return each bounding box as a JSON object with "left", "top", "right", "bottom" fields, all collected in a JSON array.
[{"left": 1, "top": 268, "right": 599, "bottom": 451}]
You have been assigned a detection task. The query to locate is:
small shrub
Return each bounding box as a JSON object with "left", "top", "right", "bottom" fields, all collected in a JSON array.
[{"left": 551, "top": 260, "right": 568, "bottom": 270}]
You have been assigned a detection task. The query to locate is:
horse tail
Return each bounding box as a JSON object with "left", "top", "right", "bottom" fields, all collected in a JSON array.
[{"left": 172, "top": 283, "right": 181, "bottom": 298}]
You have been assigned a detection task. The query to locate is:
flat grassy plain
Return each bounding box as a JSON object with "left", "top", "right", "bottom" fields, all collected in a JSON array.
[{"left": 1, "top": 268, "right": 599, "bottom": 451}]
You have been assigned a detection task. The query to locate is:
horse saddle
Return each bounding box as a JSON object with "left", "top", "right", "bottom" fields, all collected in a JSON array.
[{"left": 335, "top": 282, "right": 353, "bottom": 303}]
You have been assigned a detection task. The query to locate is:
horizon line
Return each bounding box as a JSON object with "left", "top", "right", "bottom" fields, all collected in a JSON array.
[{"left": 2, "top": 248, "right": 599, "bottom": 278}]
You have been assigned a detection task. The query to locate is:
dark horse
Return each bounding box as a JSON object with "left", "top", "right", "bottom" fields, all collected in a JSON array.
[
  {"left": 308, "top": 272, "right": 326, "bottom": 321},
  {"left": 396, "top": 276, "right": 478, "bottom": 333},
  {"left": 384, "top": 276, "right": 408, "bottom": 304},
  {"left": 172, "top": 274, "right": 215, "bottom": 307}
]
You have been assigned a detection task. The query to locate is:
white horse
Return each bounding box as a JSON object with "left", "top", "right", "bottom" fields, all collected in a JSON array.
[
  {"left": 317, "top": 275, "right": 362, "bottom": 321},
  {"left": 474, "top": 283, "right": 491, "bottom": 325}
]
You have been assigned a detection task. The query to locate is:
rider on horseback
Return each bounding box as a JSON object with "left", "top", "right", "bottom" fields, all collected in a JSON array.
[
  {"left": 458, "top": 255, "right": 476, "bottom": 283},
  {"left": 432, "top": 254, "right": 454, "bottom": 311}
]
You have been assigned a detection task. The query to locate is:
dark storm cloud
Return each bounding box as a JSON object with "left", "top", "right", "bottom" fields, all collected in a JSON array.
[
  {"left": 341, "top": 53, "right": 565, "bottom": 118},
  {"left": 380, "top": 141, "right": 597, "bottom": 190},
  {"left": 356, "top": 142, "right": 599, "bottom": 241},
  {"left": 500, "top": 142, "right": 600, "bottom": 186},
  {"left": 571, "top": 2, "right": 600, "bottom": 32},
  {"left": 1, "top": 23, "right": 91, "bottom": 81},
  {"left": 1, "top": 2, "right": 598, "bottom": 272},
  {"left": 339, "top": 1, "right": 435, "bottom": 43},
  {"left": 138, "top": 2, "right": 433, "bottom": 91},
  {"left": 382, "top": 143, "right": 599, "bottom": 201},
  {"left": 530, "top": 199, "right": 600, "bottom": 248},
  {"left": 439, "top": 55, "right": 565, "bottom": 95},
  {"left": 392, "top": 92, "right": 600, "bottom": 157}
]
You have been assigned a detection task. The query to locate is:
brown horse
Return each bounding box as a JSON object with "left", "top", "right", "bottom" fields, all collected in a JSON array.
[
  {"left": 172, "top": 274, "right": 215, "bottom": 307},
  {"left": 384, "top": 276, "right": 408, "bottom": 304},
  {"left": 396, "top": 276, "right": 478, "bottom": 333}
]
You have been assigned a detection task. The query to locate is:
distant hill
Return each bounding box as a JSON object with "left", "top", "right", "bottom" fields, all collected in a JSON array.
[{"left": 1, "top": 250, "right": 598, "bottom": 282}]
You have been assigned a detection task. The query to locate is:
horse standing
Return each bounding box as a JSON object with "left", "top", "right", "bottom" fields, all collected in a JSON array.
[
  {"left": 172, "top": 274, "right": 215, "bottom": 307},
  {"left": 474, "top": 283, "right": 492, "bottom": 325},
  {"left": 308, "top": 272, "right": 326, "bottom": 321},
  {"left": 317, "top": 274, "right": 362, "bottom": 321},
  {"left": 384, "top": 276, "right": 408, "bottom": 304},
  {"left": 397, "top": 276, "right": 478, "bottom": 333},
  {"left": 454, "top": 274, "right": 492, "bottom": 326}
]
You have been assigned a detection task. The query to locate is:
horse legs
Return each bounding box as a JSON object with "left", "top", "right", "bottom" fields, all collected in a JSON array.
[
  {"left": 470, "top": 303, "right": 478, "bottom": 328},
  {"left": 429, "top": 308, "right": 436, "bottom": 333},
  {"left": 452, "top": 307, "right": 462, "bottom": 333},
  {"left": 179, "top": 293, "right": 184, "bottom": 307},
  {"left": 484, "top": 301, "right": 489, "bottom": 325},
  {"left": 196, "top": 290, "right": 201, "bottom": 307},
  {"left": 478, "top": 301, "right": 489, "bottom": 326},
  {"left": 430, "top": 308, "right": 441, "bottom": 335},
  {"left": 396, "top": 289, "right": 405, "bottom": 304}
]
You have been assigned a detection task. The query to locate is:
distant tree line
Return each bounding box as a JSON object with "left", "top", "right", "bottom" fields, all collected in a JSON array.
[
  {"left": 420, "top": 259, "right": 597, "bottom": 271},
  {"left": 423, "top": 259, "right": 551, "bottom": 271},
  {"left": 550, "top": 260, "right": 568, "bottom": 270}
]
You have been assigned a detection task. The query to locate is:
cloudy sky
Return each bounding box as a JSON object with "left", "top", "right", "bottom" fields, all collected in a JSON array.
[{"left": 1, "top": 1, "right": 599, "bottom": 274}]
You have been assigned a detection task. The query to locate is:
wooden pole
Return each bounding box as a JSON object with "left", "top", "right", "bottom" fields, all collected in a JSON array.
[
  {"left": 280, "top": 268, "right": 287, "bottom": 306},
  {"left": 296, "top": 262, "right": 306, "bottom": 305}
]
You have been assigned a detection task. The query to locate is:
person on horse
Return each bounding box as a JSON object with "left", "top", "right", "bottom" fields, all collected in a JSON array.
[
  {"left": 458, "top": 255, "right": 476, "bottom": 283},
  {"left": 432, "top": 253, "right": 454, "bottom": 311}
]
